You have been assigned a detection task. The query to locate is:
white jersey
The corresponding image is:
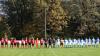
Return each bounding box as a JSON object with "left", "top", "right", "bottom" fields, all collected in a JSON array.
[
  {"left": 92, "top": 38, "right": 95, "bottom": 45},
  {"left": 78, "top": 39, "right": 81, "bottom": 45},
  {"left": 65, "top": 39, "right": 68, "bottom": 45},
  {"left": 56, "top": 39, "right": 60, "bottom": 45},
  {"left": 85, "top": 38, "right": 88, "bottom": 45},
  {"left": 69, "top": 39, "right": 72, "bottom": 45},
  {"left": 88, "top": 38, "right": 91, "bottom": 45},
  {"left": 96, "top": 38, "right": 99, "bottom": 44},
  {"left": 81, "top": 39, "right": 84, "bottom": 45},
  {"left": 73, "top": 39, "right": 77, "bottom": 45}
]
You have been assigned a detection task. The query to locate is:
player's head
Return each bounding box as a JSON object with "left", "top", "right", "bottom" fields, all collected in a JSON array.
[
  {"left": 32, "top": 38, "right": 34, "bottom": 40},
  {"left": 37, "top": 38, "right": 38, "bottom": 40},
  {"left": 2, "top": 37, "right": 4, "bottom": 40}
]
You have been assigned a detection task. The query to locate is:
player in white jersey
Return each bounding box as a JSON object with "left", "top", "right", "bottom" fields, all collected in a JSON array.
[
  {"left": 64, "top": 38, "right": 68, "bottom": 48},
  {"left": 85, "top": 38, "right": 88, "bottom": 47},
  {"left": 69, "top": 38, "right": 73, "bottom": 48},
  {"left": 80, "top": 39, "right": 85, "bottom": 48},
  {"left": 88, "top": 38, "right": 91, "bottom": 47},
  {"left": 92, "top": 37, "right": 96, "bottom": 47},
  {"left": 77, "top": 38, "right": 81, "bottom": 48},
  {"left": 67, "top": 39, "right": 70, "bottom": 48},
  {"left": 56, "top": 37, "right": 60, "bottom": 48},
  {"left": 96, "top": 37, "right": 99, "bottom": 48},
  {"left": 73, "top": 38, "right": 77, "bottom": 48}
]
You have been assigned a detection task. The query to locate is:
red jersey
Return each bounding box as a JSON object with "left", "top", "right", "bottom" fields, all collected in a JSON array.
[
  {"left": 36, "top": 39, "right": 39, "bottom": 44},
  {"left": 10, "top": 39, "right": 13, "bottom": 44},
  {"left": 36, "top": 38, "right": 39, "bottom": 48},
  {"left": 31, "top": 39, "right": 35, "bottom": 44},
  {"left": 1, "top": 38, "right": 4, "bottom": 43},
  {"left": 28, "top": 39, "right": 31, "bottom": 43},
  {"left": 5, "top": 38, "right": 8, "bottom": 43},
  {"left": 40, "top": 39, "right": 44, "bottom": 44},
  {"left": 22, "top": 39, "right": 25, "bottom": 44},
  {"left": 25, "top": 39, "right": 28, "bottom": 43},
  {"left": 14, "top": 39, "right": 16, "bottom": 43}
]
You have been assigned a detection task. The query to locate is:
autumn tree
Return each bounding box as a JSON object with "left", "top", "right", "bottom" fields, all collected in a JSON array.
[{"left": 46, "top": 0, "right": 68, "bottom": 37}]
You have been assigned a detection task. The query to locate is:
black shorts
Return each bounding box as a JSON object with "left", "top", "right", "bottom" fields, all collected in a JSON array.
[
  {"left": 49, "top": 43, "right": 51, "bottom": 45},
  {"left": 25, "top": 43, "right": 27, "bottom": 45},
  {"left": 32, "top": 44, "right": 34, "bottom": 46},
  {"left": 40, "top": 43, "right": 43, "bottom": 45},
  {"left": 11, "top": 43, "right": 13, "bottom": 45},
  {"left": 14, "top": 43, "right": 16, "bottom": 45},
  {"left": 45, "top": 43, "right": 47, "bottom": 45},
  {"left": 5, "top": 42, "right": 8, "bottom": 45},
  {"left": 60, "top": 43, "right": 63, "bottom": 45},
  {"left": 1, "top": 43, "right": 4, "bottom": 45},
  {"left": 28, "top": 43, "right": 31, "bottom": 45}
]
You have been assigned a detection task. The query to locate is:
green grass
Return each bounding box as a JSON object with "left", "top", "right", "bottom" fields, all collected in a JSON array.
[{"left": 0, "top": 47, "right": 100, "bottom": 56}]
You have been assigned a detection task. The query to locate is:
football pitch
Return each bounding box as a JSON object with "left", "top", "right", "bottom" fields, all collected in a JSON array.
[{"left": 0, "top": 47, "right": 100, "bottom": 56}]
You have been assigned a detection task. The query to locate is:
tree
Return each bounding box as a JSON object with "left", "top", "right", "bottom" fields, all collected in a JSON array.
[
  {"left": 7, "top": 0, "right": 34, "bottom": 36},
  {"left": 47, "top": 0, "right": 68, "bottom": 37}
]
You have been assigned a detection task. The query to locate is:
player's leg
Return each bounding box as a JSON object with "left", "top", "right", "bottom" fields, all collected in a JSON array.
[
  {"left": 80, "top": 43, "right": 82, "bottom": 48},
  {"left": 36, "top": 43, "right": 38, "bottom": 48},
  {"left": 10, "top": 43, "right": 13, "bottom": 48},
  {"left": 60, "top": 43, "right": 62, "bottom": 48},
  {"left": 46, "top": 43, "right": 48, "bottom": 48},
  {"left": 78, "top": 43, "right": 79, "bottom": 48},
  {"left": 69, "top": 43, "right": 70, "bottom": 48},
  {"left": 96, "top": 42, "right": 99, "bottom": 48},
  {"left": 32, "top": 43, "right": 34, "bottom": 48},
  {"left": 86, "top": 42, "right": 88, "bottom": 48},
  {"left": 14, "top": 43, "right": 17, "bottom": 48},
  {"left": 25, "top": 43, "right": 27, "bottom": 48},
  {"left": 64, "top": 43, "right": 66, "bottom": 48},
  {"left": 21, "top": 42, "right": 23, "bottom": 48},
  {"left": 23, "top": 43, "right": 25, "bottom": 48},
  {"left": 62, "top": 43, "right": 64, "bottom": 48},
  {"left": 13, "top": 43, "right": 14, "bottom": 48},
  {"left": 41, "top": 43, "right": 44, "bottom": 48},
  {"left": 5, "top": 42, "right": 8, "bottom": 48},
  {"left": 28, "top": 43, "right": 31, "bottom": 48},
  {"left": 48, "top": 43, "right": 50, "bottom": 48},
  {"left": 1, "top": 43, "right": 4, "bottom": 48}
]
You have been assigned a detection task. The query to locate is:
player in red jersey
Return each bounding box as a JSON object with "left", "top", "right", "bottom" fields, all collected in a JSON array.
[
  {"left": 21, "top": 38, "right": 25, "bottom": 48},
  {"left": 36, "top": 38, "right": 39, "bottom": 48},
  {"left": 1, "top": 38, "right": 5, "bottom": 48},
  {"left": 28, "top": 38, "right": 31, "bottom": 48},
  {"left": 4, "top": 33, "right": 8, "bottom": 48},
  {"left": 40, "top": 38, "right": 44, "bottom": 48},
  {"left": 25, "top": 37, "right": 28, "bottom": 48},
  {"left": 5, "top": 37, "right": 8, "bottom": 48},
  {"left": 31, "top": 38, "right": 35, "bottom": 48},
  {"left": 10, "top": 38, "right": 14, "bottom": 48},
  {"left": 13, "top": 38, "right": 17, "bottom": 48}
]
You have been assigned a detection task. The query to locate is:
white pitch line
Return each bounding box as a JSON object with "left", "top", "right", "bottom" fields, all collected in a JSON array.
[{"left": 50, "top": 49, "right": 58, "bottom": 56}]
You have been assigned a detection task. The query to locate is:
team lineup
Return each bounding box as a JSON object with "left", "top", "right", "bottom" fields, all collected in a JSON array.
[{"left": 0, "top": 37, "right": 100, "bottom": 48}]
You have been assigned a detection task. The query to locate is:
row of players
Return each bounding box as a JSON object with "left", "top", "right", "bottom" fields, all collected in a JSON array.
[{"left": 0, "top": 37, "right": 100, "bottom": 48}]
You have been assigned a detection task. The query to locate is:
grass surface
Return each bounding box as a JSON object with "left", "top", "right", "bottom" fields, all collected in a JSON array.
[{"left": 0, "top": 47, "right": 100, "bottom": 56}]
